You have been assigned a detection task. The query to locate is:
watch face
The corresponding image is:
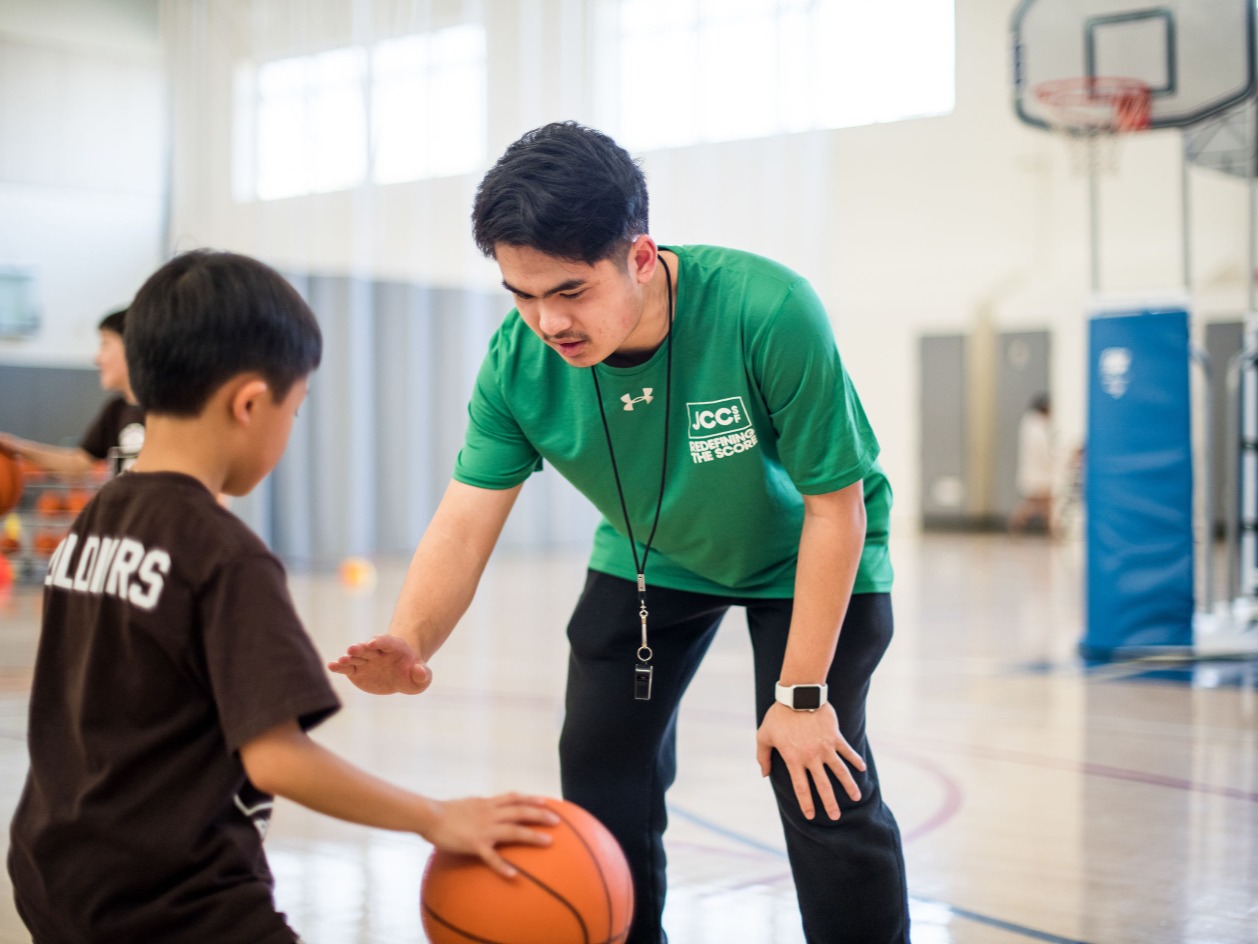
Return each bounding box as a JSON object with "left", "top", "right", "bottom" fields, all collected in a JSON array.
[{"left": 795, "top": 686, "right": 823, "bottom": 710}]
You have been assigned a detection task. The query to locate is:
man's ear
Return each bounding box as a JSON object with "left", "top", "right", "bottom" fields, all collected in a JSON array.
[
  {"left": 628, "top": 234, "right": 658, "bottom": 285},
  {"left": 229, "top": 377, "right": 271, "bottom": 426}
]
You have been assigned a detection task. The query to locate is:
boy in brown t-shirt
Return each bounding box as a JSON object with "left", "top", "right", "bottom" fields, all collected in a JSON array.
[
  {"left": 0, "top": 308, "right": 146, "bottom": 476},
  {"left": 7, "top": 250, "right": 556, "bottom": 944}
]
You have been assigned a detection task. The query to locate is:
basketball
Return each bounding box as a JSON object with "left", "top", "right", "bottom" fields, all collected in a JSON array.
[
  {"left": 0, "top": 453, "right": 22, "bottom": 517},
  {"left": 33, "top": 530, "right": 62, "bottom": 556},
  {"left": 65, "top": 489, "right": 92, "bottom": 515},
  {"left": 338, "top": 556, "right": 377, "bottom": 592},
  {"left": 35, "top": 490, "right": 63, "bottom": 516},
  {"left": 420, "top": 797, "right": 633, "bottom": 944}
]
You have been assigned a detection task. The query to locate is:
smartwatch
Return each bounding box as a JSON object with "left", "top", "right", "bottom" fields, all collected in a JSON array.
[{"left": 774, "top": 681, "right": 828, "bottom": 711}]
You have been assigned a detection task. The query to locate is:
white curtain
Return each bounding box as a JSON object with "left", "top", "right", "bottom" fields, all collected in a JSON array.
[{"left": 161, "top": 0, "right": 615, "bottom": 562}]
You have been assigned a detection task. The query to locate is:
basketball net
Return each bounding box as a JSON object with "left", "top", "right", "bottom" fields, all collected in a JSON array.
[{"left": 1034, "top": 77, "right": 1152, "bottom": 175}]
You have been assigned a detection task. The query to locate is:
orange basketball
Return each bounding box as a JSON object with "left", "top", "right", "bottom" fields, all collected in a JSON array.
[
  {"left": 421, "top": 798, "right": 633, "bottom": 944},
  {"left": 35, "top": 491, "right": 63, "bottom": 517},
  {"left": 65, "top": 489, "right": 92, "bottom": 515},
  {"left": 33, "top": 530, "right": 63, "bottom": 556},
  {"left": 0, "top": 453, "right": 21, "bottom": 517}
]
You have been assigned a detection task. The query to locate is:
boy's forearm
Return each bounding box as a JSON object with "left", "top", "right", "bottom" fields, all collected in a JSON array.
[
  {"left": 2, "top": 436, "right": 93, "bottom": 476},
  {"left": 241, "top": 722, "right": 439, "bottom": 836}
]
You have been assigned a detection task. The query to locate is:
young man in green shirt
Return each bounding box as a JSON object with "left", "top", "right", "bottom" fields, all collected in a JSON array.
[{"left": 331, "top": 122, "right": 909, "bottom": 944}]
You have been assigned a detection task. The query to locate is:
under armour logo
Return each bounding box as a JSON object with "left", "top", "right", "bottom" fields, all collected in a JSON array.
[{"left": 621, "top": 388, "right": 654, "bottom": 411}]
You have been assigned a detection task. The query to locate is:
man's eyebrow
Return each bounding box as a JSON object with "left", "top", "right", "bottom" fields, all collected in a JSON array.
[{"left": 501, "top": 277, "right": 588, "bottom": 299}]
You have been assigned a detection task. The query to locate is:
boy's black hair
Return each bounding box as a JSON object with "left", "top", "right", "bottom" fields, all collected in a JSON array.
[
  {"left": 471, "top": 121, "right": 649, "bottom": 265},
  {"left": 97, "top": 308, "right": 127, "bottom": 336},
  {"left": 126, "top": 250, "right": 322, "bottom": 416}
]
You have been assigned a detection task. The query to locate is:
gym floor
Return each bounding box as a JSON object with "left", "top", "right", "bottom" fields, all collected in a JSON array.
[{"left": 0, "top": 530, "right": 1254, "bottom": 943}]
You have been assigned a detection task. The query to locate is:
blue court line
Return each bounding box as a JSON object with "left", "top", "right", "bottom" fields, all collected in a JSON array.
[
  {"left": 910, "top": 897, "right": 1094, "bottom": 944},
  {"left": 668, "top": 804, "right": 790, "bottom": 859},
  {"left": 1009, "top": 655, "right": 1258, "bottom": 690},
  {"left": 667, "top": 804, "right": 1094, "bottom": 944}
]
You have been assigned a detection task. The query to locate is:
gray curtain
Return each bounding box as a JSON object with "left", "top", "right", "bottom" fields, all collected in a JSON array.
[{"left": 233, "top": 274, "right": 599, "bottom": 565}]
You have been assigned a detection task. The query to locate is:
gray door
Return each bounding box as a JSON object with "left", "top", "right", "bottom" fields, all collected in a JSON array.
[
  {"left": 919, "top": 334, "right": 968, "bottom": 526},
  {"left": 993, "top": 331, "right": 1051, "bottom": 519},
  {"left": 1205, "top": 320, "right": 1243, "bottom": 533}
]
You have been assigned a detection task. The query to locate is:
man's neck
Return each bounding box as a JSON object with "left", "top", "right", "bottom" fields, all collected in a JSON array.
[{"left": 604, "top": 251, "right": 676, "bottom": 368}]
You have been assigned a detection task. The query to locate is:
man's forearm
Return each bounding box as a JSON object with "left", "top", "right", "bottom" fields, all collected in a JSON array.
[
  {"left": 779, "top": 482, "right": 866, "bottom": 685},
  {"left": 388, "top": 526, "right": 486, "bottom": 660},
  {"left": 387, "top": 480, "right": 521, "bottom": 660}
]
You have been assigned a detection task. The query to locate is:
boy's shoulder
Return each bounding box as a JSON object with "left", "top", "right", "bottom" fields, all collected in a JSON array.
[{"left": 46, "top": 471, "right": 285, "bottom": 617}]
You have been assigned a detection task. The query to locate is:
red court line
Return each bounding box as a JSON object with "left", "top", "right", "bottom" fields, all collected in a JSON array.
[
  {"left": 887, "top": 735, "right": 1258, "bottom": 804},
  {"left": 876, "top": 745, "right": 966, "bottom": 843},
  {"left": 428, "top": 688, "right": 1256, "bottom": 806},
  {"left": 427, "top": 688, "right": 971, "bottom": 841}
]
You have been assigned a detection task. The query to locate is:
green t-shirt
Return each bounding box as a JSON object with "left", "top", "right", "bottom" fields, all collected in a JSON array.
[{"left": 454, "top": 244, "right": 893, "bottom": 597}]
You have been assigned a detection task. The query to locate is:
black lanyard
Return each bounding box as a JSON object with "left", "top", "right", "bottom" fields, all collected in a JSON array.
[{"left": 590, "top": 255, "right": 674, "bottom": 700}]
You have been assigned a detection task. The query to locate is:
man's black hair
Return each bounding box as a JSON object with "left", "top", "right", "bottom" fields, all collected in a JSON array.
[
  {"left": 471, "top": 121, "right": 649, "bottom": 265},
  {"left": 126, "top": 250, "right": 322, "bottom": 416}
]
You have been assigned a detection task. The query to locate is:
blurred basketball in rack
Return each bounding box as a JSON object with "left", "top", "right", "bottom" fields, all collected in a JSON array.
[
  {"left": 0, "top": 553, "right": 12, "bottom": 596},
  {"left": 65, "top": 488, "right": 93, "bottom": 515},
  {"left": 0, "top": 513, "right": 20, "bottom": 556},
  {"left": 0, "top": 453, "right": 22, "bottom": 517},
  {"left": 34, "top": 530, "right": 63, "bottom": 557},
  {"left": 35, "top": 491, "right": 64, "bottom": 517}
]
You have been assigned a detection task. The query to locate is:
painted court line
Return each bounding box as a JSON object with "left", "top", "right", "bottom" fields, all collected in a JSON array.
[
  {"left": 900, "top": 736, "right": 1258, "bottom": 805},
  {"left": 667, "top": 804, "right": 1096, "bottom": 944}
]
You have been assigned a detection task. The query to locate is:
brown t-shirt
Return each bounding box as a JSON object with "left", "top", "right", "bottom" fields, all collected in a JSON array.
[
  {"left": 8, "top": 472, "right": 340, "bottom": 944},
  {"left": 78, "top": 396, "right": 146, "bottom": 474}
]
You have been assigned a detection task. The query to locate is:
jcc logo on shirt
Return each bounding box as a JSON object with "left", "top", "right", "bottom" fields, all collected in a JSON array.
[
  {"left": 687, "top": 397, "right": 751, "bottom": 436},
  {"left": 686, "top": 396, "right": 759, "bottom": 464}
]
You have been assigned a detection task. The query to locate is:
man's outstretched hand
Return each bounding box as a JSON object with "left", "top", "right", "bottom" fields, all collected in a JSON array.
[{"left": 328, "top": 635, "right": 433, "bottom": 695}]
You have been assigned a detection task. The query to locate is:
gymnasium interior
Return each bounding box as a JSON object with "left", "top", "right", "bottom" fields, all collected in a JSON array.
[{"left": 0, "top": 1, "right": 1255, "bottom": 942}]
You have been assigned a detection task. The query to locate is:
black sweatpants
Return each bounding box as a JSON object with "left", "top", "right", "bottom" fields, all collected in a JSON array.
[{"left": 558, "top": 571, "right": 910, "bottom": 944}]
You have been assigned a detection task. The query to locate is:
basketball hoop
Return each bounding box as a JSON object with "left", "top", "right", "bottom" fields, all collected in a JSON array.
[{"left": 1034, "top": 77, "right": 1152, "bottom": 174}]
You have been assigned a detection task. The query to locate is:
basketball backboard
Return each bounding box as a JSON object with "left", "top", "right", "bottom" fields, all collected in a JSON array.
[{"left": 1012, "top": 1, "right": 1257, "bottom": 132}]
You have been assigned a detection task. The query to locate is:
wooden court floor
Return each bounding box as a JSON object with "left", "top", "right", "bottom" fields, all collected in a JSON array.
[{"left": 0, "top": 530, "right": 1253, "bottom": 943}]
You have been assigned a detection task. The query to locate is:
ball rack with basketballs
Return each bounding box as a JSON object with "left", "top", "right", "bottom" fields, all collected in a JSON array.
[
  {"left": 0, "top": 452, "right": 107, "bottom": 584},
  {"left": 0, "top": 452, "right": 21, "bottom": 593}
]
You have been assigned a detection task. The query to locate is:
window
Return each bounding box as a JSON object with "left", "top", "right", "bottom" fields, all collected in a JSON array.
[
  {"left": 373, "top": 26, "right": 487, "bottom": 184},
  {"left": 253, "top": 48, "right": 368, "bottom": 201},
  {"left": 0, "top": 266, "right": 39, "bottom": 339},
  {"left": 236, "top": 24, "right": 487, "bottom": 201},
  {"left": 615, "top": 0, "right": 955, "bottom": 151}
]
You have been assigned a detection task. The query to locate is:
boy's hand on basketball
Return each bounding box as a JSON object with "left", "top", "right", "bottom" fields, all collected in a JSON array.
[
  {"left": 426, "top": 793, "right": 559, "bottom": 878},
  {"left": 327, "top": 635, "right": 433, "bottom": 694},
  {"left": 756, "top": 703, "right": 866, "bottom": 821}
]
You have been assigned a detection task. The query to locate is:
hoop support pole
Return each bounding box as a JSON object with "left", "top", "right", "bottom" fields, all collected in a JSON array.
[
  {"left": 1181, "top": 139, "right": 1192, "bottom": 292},
  {"left": 1088, "top": 139, "right": 1102, "bottom": 293}
]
